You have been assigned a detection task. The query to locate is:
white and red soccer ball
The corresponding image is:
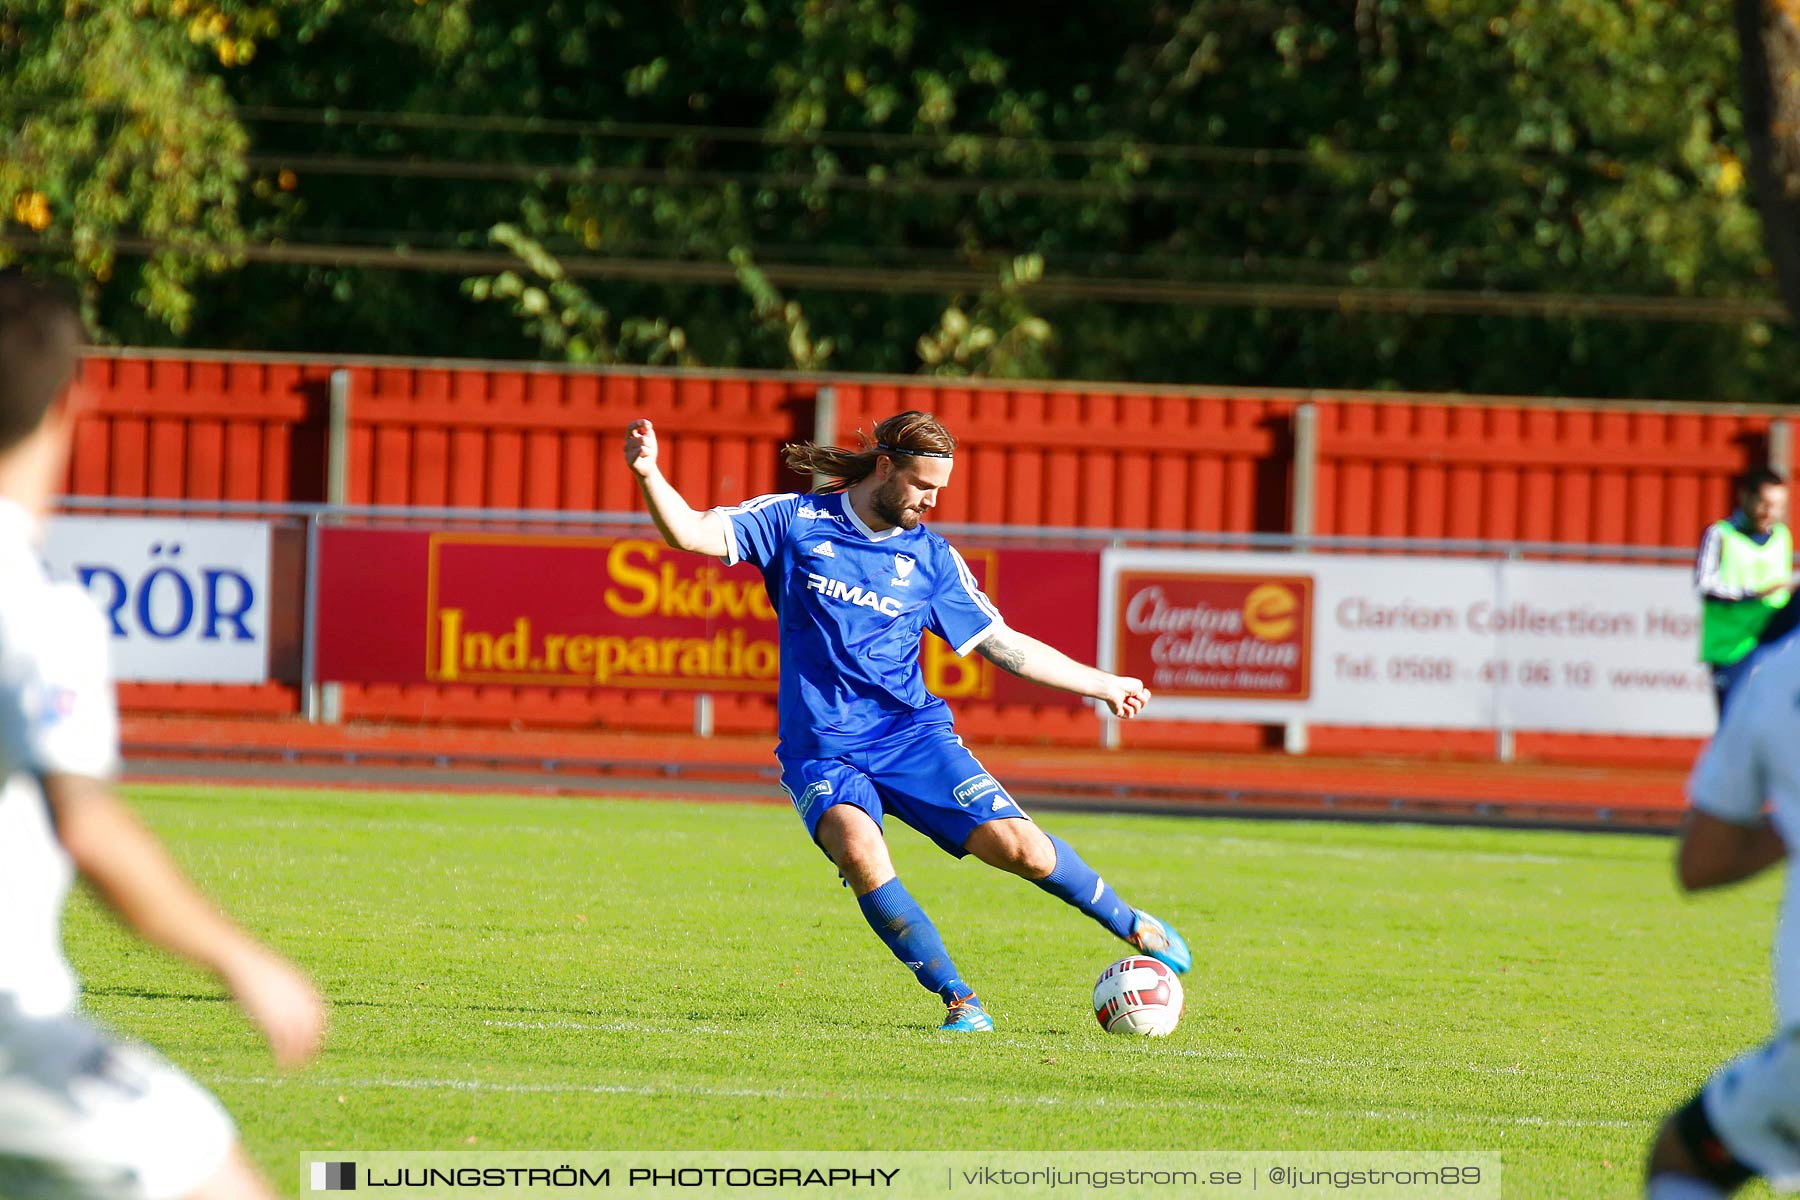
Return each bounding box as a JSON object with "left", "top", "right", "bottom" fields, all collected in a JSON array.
[{"left": 1092, "top": 955, "right": 1184, "bottom": 1037}]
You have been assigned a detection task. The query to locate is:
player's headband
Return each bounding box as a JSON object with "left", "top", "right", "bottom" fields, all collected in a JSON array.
[{"left": 875, "top": 442, "right": 954, "bottom": 460}]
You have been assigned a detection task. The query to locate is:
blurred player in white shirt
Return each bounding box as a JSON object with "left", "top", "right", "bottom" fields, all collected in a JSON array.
[
  {"left": 0, "top": 270, "right": 325, "bottom": 1199},
  {"left": 1645, "top": 637, "right": 1799, "bottom": 1197}
]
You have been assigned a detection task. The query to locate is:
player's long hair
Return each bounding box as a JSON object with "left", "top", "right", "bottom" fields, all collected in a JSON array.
[{"left": 782, "top": 410, "right": 957, "bottom": 493}]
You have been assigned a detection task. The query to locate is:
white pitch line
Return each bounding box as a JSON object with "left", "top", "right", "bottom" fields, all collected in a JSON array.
[
  {"left": 158, "top": 814, "right": 580, "bottom": 840},
  {"left": 158, "top": 815, "right": 1580, "bottom": 867},
  {"left": 1205, "top": 836, "right": 1571, "bottom": 867},
  {"left": 92, "top": 1006, "right": 1686, "bottom": 1093},
  {"left": 485, "top": 1018, "right": 747, "bottom": 1037},
  {"left": 206, "top": 1071, "right": 1639, "bottom": 1132},
  {"left": 475, "top": 1019, "right": 1622, "bottom": 1084}
]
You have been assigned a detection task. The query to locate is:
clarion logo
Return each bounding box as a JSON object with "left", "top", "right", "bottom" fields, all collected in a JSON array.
[
  {"left": 805, "top": 573, "right": 903, "bottom": 617},
  {"left": 952, "top": 774, "right": 1001, "bottom": 807}
]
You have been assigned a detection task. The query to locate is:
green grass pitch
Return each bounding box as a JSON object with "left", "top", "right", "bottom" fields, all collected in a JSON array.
[{"left": 61, "top": 783, "right": 1781, "bottom": 1198}]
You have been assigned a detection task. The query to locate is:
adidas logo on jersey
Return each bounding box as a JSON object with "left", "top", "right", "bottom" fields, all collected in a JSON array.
[
  {"left": 811, "top": 542, "right": 836, "bottom": 558},
  {"left": 806, "top": 572, "right": 903, "bottom": 616}
]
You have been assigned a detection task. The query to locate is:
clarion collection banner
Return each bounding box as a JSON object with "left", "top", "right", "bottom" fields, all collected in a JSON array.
[{"left": 1100, "top": 549, "right": 1715, "bottom": 736}]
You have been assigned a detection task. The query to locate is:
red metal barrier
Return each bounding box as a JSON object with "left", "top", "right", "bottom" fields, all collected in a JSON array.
[
  {"left": 72, "top": 355, "right": 334, "bottom": 717},
  {"left": 346, "top": 367, "right": 814, "bottom": 511},
  {"left": 73, "top": 355, "right": 331, "bottom": 501},
  {"left": 74, "top": 351, "right": 1784, "bottom": 764},
  {"left": 831, "top": 383, "right": 1296, "bottom": 531},
  {"left": 78, "top": 354, "right": 1774, "bottom": 548},
  {"left": 1311, "top": 400, "right": 1774, "bottom": 545},
  {"left": 333, "top": 366, "right": 820, "bottom": 730}
]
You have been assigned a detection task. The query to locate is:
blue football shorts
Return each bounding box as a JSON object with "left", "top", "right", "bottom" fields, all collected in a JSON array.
[{"left": 776, "top": 721, "right": 1026, "bottom": 858}]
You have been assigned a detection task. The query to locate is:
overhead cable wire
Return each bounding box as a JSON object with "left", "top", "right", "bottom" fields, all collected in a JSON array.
[
  {"left": 217, "top": 225, "right": 1393, "bottom": 282},
  {"left": 1, "top": 234, "right": 1781, "bottom": 323},
  {"left": 234, "top": 103, "right": 1648, "bottom": 171},
  {"left": 242, "top": 151, "right": 1531, "bottom": 212}
]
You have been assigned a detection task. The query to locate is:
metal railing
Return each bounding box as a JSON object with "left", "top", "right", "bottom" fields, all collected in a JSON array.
[
  {"left": 51, "top": 493, "right": 1702, "bottom": 748},
  {"left": 53, "top": 494, "right": 1698, "bottom": 558}
]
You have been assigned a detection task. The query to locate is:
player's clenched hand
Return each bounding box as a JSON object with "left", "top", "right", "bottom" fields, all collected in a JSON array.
[
  {"left": 222, "top": 945, "right": 327, "bottom": 1068},
  {"left": 624, "top": 419, "right": 660, "bottom": 478},
  {"left": 1100, "top": 675, "right": 1151, "bottom": 720}
]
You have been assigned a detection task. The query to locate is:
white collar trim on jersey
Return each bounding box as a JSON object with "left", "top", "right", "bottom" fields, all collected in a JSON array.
[{"left": 840, "top": 491, "right": 904, "bottom": 542}]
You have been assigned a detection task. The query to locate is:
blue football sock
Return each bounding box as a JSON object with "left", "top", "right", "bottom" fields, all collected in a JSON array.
[
  {"left": 855, "top": 878, "right": 968, "bottom": 998},
  {"left": 1032, "top": 833, "right": 1137, "bottom": 939}
]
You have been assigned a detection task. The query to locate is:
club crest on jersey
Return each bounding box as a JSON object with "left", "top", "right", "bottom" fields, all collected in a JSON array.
[
  {"left": 891, "top": 553, "right": 915, "bottom": 586},
  {"left": 34, "top": 685, "right": 77, "bottom": 728},
  {"left": 806, "top": 572, "right": 904, "bottom": 617}
]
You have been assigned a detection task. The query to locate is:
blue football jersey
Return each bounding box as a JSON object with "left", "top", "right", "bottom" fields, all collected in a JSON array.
[{"left": 714, "top": 489, "right": 1004, "bottom": 756}]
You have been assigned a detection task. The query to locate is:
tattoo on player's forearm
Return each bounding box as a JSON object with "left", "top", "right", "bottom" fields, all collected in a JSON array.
[{"left": 976, "top": 631, "right": 1029, "bottom": 676}]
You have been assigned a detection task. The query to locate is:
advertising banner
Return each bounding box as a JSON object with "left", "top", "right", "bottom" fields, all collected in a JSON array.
[
  {"left": 1102, "top": 549, "right": 1712, "bottom": 735},
  {"left": 42, "top": 517, "right": 272, "bottom": 683},
  {"left": 1112, "top": 570, "right": 1316, "bottom": 702},
  {"left": 1488, "top": 561, "right": 1710, "bottom": 734},
  {"left": 314, "top": 528, "right": 1094, "bottom": 705},
  {"left": 427, "top": 533, "right": 778, "bottom": 692}
]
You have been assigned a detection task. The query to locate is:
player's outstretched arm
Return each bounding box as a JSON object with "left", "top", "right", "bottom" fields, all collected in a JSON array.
[
  {"left": 44, "top": 773, "right": 327, "bottom": 1067},
  {"left": 624, "top": 418, "right": 729, "bottom": 557},
  {"left": 1676, "top": 809, "right": 1788, "bottom": 892},
  {"left": 975, "top": 624, "right": 1151, "bottom": 719}
]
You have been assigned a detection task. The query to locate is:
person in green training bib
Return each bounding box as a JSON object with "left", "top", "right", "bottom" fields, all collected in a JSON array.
[{"left": 1696, "top": 466, "right": 1798, "bottom": 715}]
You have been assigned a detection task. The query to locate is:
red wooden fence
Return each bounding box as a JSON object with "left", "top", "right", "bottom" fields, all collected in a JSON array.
[
  {"left": 829, "top": 382, "right": 1295, "bottom": 532},
  {"left": 1310, "top": 401, "right": 1772, "bottom": 545}
]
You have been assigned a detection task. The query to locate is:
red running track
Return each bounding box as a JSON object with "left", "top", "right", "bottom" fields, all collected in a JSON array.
[{"left": 120, "top": 716, "right": 1694, "bottom": 831}]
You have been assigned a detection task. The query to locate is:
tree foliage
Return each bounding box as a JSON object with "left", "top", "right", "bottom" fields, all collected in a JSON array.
[
  {"left": 2, "top": 1, "right": 1795, "bottom": 399},
  {"left": 0, "top": 0, "right": 267, "bottom": 329}
]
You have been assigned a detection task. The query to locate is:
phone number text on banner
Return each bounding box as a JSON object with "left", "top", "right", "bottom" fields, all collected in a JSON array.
[{"left": 1101, "top": 549, "right": 1713, "bottom": 735}]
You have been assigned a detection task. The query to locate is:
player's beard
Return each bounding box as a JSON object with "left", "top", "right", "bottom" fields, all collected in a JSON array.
[{"left": 870, "top": 477, "right": 923, "bottom": 530}]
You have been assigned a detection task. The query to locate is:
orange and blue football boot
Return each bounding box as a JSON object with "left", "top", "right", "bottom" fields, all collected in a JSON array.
[
  {"left": 939, "top": 991, "right": 994, "bottom": 1032},
  {"left": 1128, "top": 910, "right": 1192, "bottom": 974}
]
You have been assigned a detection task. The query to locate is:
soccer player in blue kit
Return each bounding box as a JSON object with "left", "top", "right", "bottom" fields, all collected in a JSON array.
[{"left": 624, "top": 411, "right": 1190, "bottom": 1032}]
